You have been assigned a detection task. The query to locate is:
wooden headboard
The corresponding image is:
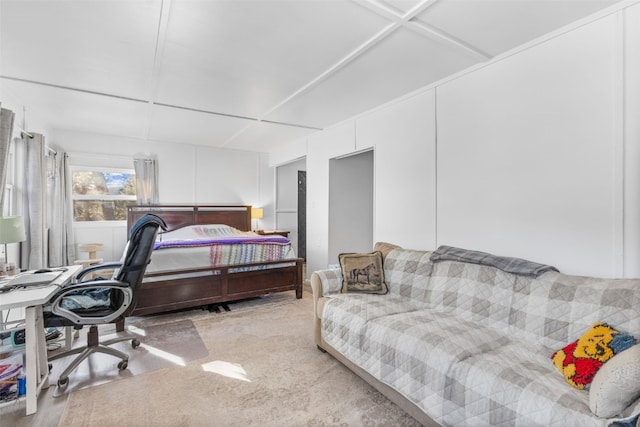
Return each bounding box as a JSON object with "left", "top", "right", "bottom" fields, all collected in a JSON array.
[{"left": 127, "top": 205, "right": 252, "bottom": 233}]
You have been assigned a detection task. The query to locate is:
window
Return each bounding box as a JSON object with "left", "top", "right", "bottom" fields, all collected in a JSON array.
[{"left": 71, "top": 167, "right": 136, "bottom": 222}]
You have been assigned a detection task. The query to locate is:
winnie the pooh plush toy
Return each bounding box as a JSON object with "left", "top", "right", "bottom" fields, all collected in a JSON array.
[{"left": 551, "top": 321, "right": 636, "bottom": 390}]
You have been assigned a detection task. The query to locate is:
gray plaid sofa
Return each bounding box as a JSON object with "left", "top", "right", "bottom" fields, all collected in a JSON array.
[{"left": 310, "top": 245, "right": 640, "bottom": 427}]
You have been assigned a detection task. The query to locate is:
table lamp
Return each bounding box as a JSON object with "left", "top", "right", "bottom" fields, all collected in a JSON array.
[
  {"left": 251, "top": 207, "right": 263, "bottom": 232},
  {"left": 0, "top": 216, "right": 26, "bottom": 265}
]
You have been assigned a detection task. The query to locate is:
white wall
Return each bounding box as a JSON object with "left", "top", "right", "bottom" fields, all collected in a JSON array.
[
  {"left": 623, "top": 4, "right": 640, "bottom": 277},
  {"left": 357, "top": 90, "right": 437, "bottom": 251},
  {"left": 306, "top": 122, "right": 356, "bottom": 274},
  {"left": 281, "top": 4, "right": 640, "bottom": 278},
  {"left": 437, "top": 13, "right": 619, "bottom": 276},
  {"left": 51, "top": 129, "right": 274, "bottom": 262}
]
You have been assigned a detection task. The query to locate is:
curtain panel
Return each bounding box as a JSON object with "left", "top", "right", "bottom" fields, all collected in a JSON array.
[
  {"left": 47, "top": 151, "right": 75, "bottom": 266},
  {"left": 133, "top": 156, "right": 159, "bottom": 205},
  {"left": 19, "top": 133, "right": 46, "bottom": 269},
  {"left": 0, "top": 106, "right": 15, "bottom": 213}
]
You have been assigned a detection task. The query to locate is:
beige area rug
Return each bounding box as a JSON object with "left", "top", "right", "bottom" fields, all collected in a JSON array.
[
  {"left": 50, "top": 319, "right": 208, "bottom": 397},
  {"left": 59, "top": 293, "right": 422, "bottom": 427}
]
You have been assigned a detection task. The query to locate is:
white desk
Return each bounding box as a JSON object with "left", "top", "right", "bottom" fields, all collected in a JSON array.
[{"left": 0, "top": 265, "right": 81, "bottom": 415}]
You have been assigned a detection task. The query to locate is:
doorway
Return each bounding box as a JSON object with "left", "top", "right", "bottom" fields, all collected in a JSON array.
[
  {"left": 275, "top": 158, "right": 306, "bottom": 258},
  {"left": 328, "top": 150, "right": 374, "bottom": 264},
  {"left": 297, "top": 170, "right": 306, "bottom": 260}
]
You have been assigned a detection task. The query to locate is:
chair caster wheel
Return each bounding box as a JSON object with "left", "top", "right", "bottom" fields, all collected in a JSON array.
[
  {"left": 57, "top": 377, "right": 69, "bottom": 387},
  {"left": 48, "top": 363, "right": 53, "bottom": 372},
  {"left": 118, "top": 360, "right": 128, "bottom": 370},
  {"left": 131, "top": 339, "right": 140, "bottom": 349}
]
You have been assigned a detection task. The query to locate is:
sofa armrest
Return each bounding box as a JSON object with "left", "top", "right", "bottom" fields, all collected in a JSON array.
[
  {"left": 311, "top": 269, "right": 342, "bottom": 298},
  {"left": 311, "top": 269, "right": 341, "bottom": 314},
  {"left": 311, "top": 269, "right": 342, "bottom": 346}
]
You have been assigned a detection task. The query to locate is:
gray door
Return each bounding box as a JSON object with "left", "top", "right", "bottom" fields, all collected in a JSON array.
[{"left": 297, "top": 170, "right": 306, "bottom": 260}]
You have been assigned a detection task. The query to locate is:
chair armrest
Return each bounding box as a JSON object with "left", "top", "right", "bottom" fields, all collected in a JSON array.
[
  {"left": 48, "top": 279, "right": 132, "bottom": 325},
  {"left": 76, "top": 262, "right": 123, "bottom": 282}
]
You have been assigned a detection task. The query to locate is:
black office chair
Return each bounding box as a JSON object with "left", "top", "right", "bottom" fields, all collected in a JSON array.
[{"left": 44, "top": 213, "right": 166, "bottom": 387}]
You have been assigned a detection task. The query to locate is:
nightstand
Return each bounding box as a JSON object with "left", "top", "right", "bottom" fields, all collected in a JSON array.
[{"left": 256, "top": 230, "right": 290, "bottom": 238}]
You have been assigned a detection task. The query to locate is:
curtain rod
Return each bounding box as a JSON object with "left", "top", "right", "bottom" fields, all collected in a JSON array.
[
  {"left": 67, "top": 151, "right": 132, "bottom": 161},
  {"left": 20, "top": 130, "right": 57, "bottom": 155}
]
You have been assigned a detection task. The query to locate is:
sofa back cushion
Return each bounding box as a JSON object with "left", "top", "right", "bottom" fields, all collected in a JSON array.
[
  {"left": 426, "top": 260, "right": 526, "bottom": 331},
  {"left": 426, "top": 262, "right": 640, "bottom": 348},
  {"left": 383, "top": 248, "right": 434, "bottom": 301},
  {"left": 384, "top": 248, "right": 526, "bottom": 332},
  {"left": 384, "top": 247, "right": 640, "bottom": 348},
  {"left": 509, "top": 271, "right": 640, "bottom": 349}
]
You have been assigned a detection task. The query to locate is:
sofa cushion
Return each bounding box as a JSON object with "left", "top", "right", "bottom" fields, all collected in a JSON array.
[
  {"left": 445, "top": 339, "right": 609, "bottom": 426},
  {"left": 426, "top": 260, "right": 520, "bottom": 331},
  {"left": 321, "top": 295, "right": 625, "bottom": 426},
  {"left": 551, "top": 322, "right": 636, "bottom": 390},
  {"left": 384, "top": 248, "right": 433, "bottom": 301},
  {"left": 373, "top": 241, "right": 401, "bottom": 261},
  {"left": 339, "top": 252, "right": 387, "bottom": 294},
  {"left": 509, "top": 271, "right": 640, "bottom": 349},
  {"left": 590, "top": 344, "right": 640, "bottom": 417},
  {"left": 321, "top": 293, "right": 428, "bottom": 356}
]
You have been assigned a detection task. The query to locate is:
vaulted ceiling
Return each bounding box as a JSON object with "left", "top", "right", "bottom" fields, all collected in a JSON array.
[{"left": 0, "top": 0, "right": 622, "bottom": 152}]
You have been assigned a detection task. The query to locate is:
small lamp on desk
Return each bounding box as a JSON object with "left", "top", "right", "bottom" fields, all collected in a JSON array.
[
  {"left": 251, "top": 207, "right": 263, "bottom": 232},
  {"left": 0, "top": 216, "right": 26, "bottom": 274}
]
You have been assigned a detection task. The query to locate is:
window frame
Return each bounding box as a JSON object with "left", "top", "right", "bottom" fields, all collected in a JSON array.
[{"left": 70, "top": 165, "right": 136, "bottom": 225}]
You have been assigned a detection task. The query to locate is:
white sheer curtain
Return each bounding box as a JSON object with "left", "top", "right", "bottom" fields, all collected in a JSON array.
[
  {"left": 133, "top": 155, "right": 159, "bottom": 205},
  {"left": 47, "top": 151, "right": 75, "bottom": 266},
  {"left": 0, "top": 105, "right": 15, "bottom": 213},
  {"left": 19, "top": 133, "right": 46, "bottom": 269}
]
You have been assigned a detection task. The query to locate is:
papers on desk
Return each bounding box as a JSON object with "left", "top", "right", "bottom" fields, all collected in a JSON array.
[{"left": 0, "top": 271, "right": 62, "bottom": 291}]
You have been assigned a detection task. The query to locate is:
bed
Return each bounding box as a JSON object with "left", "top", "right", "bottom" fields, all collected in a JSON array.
[{"left": 126, "top": 205, "right": 304, "bottom": 316}]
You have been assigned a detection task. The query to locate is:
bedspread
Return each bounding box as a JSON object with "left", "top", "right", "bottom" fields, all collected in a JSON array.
[
  {"left": 147, "top": 224, "right": 295, "bottom": 273},
  {"left": 154, "top": 224, "right": 289, "bottom": 250}
]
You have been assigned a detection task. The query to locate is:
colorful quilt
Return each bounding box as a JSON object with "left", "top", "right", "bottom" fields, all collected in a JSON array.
[{"left": 152, "top": 224, "right": 295, "bottom": 270}]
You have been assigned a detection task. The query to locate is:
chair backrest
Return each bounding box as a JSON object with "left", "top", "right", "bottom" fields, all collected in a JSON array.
[{"left": 111, "top": 213, "right": 166, "bottom": 315}]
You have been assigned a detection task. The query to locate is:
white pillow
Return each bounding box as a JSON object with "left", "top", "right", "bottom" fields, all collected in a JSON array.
[
  {"left": 590, "top": 345, "right": 640, "bottom": 418},
  {"left": 156, "top": 224, "right": 233, "bottom": 241}
]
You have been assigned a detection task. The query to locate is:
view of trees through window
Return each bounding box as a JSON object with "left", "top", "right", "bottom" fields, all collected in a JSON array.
[{"left": 72, "top": 170, "right": 136, "bottom": 221}]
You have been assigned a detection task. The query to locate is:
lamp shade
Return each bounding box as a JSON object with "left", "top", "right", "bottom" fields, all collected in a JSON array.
[
  {"left": 0, "top": 216, "right": 26, "bottom": 244},
  {"left": 251, "top": 208, "right": 264, "bottom": 220}
]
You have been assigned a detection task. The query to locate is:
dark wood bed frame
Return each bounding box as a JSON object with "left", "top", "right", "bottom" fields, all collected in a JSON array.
[{"left": 127, "top": 205, "right": 304, "bottom": 316}]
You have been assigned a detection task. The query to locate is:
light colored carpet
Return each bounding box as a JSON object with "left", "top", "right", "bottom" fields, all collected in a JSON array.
[{"left": 33, "top": 292, "right": 419, "bottom": 426}]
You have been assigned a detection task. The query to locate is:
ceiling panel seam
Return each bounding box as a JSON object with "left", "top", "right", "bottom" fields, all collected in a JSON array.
[
  {"left": 153, "top": 102, "right": 256, "bottom": 122},
  {"left": 0, "top": 75, "right": 321, "bottom": 132},
  {"left": 354, "top": 0, "right": 489, "bottom": 60},
  {"left": 254, "top": 0, "right": 442, "bottom": 129},
  {"left": 220, "top": 122, "right": 259, "bottom": 149},
  {"left": 406, "top": 20, "right": 491, "bottom": 60},
  {"left": 0, "top": 75, "right": 149, "bottom": 104},
  {"left": 257, "top": 22, "right": 400, "bottom": 121},
  {"left": 260, "top": 120, "right": 322, "bottom": 131},
  {"left": 145, "top": 0, "right": 174, "bottom": 140}
]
